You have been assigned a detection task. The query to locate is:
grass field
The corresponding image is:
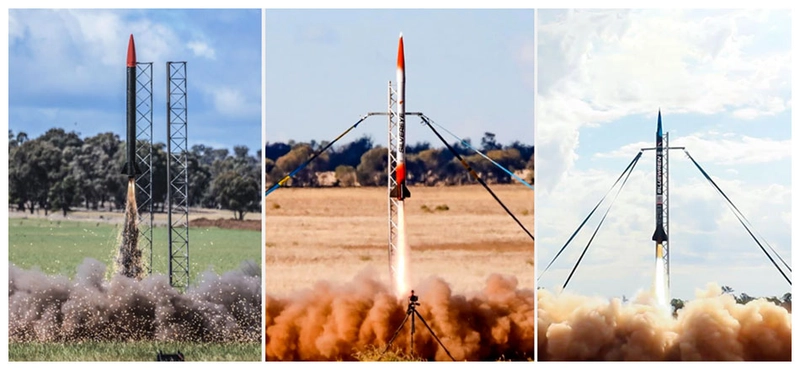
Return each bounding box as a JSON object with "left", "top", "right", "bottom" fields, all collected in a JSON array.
[
  {"left": 8, "top": 217, "right": 261, "bottom": 282},
  {"left": 264, "top": 184, "right": 534, "bottom": 295},
  {"left": 8, "top": 212, "right": 262, "bottom": 361},
  {"left": 8, "top": 341, "right": 262, "bottom": 361}
]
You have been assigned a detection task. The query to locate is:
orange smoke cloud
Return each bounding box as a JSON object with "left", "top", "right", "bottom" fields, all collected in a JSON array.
[
  {"left": 538, "top": 284, "right": 791, "bottom": 361},
  {"left": 265, "top": 271, "right": 534, "bottom": 361}
]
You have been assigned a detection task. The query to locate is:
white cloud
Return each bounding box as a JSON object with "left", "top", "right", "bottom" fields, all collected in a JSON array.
[
  {"left": 596, "top": 132, "right": 790, "bottom": 165},
  {"left": 187, "top": 40, "right": 216, "bottom": 60},
  {"left": 208, "top": 86, "right": 260, "bottom": 118},
  {"left": 9, "top": 10, "right": 182, "bottom": 97},
  {"left": 537, "top": 9, "right": 791, "bottom": 191}
]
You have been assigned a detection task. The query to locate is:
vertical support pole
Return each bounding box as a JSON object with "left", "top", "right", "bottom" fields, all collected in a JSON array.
[
  {"left": 135, "top": 62, "right": 154, "bottom": 274},
  {"left": 387, "top": 81, "right": 399, "bottom": 290},
  {"left": 167, "top": 61, "right": 190, "bottom": 288}
]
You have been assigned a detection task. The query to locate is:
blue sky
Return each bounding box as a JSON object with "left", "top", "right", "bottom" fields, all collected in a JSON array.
[
  {"left": 265, "top": 9, "right": 534, "bottom": 149},
  {"left": 8, "top": 9, "right": 261, "bottom": 155},
  {"left": 536, "top": 9, "right": 792, "bottom": 300}
]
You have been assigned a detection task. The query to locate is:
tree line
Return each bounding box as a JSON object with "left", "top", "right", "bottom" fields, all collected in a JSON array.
[
  {"left": 8, "top": 129, "right": 261, "bottom": 220},
  {"left": 669, "top": 286, "right": 792, "bottom": 316},
  {"left": 264, "top": 132, "right": 534, "bottom": 189}
]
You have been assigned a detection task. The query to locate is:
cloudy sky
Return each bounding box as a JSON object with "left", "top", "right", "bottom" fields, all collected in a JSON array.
[
  {"left": 535, "top": 9, "right": 791, "bottom": 300},
  {"left": 8, "top": 9, "right": 261, "bottom": 154},
  {"left": 265, "top": 9, "right": 534, "bottom": 149}
]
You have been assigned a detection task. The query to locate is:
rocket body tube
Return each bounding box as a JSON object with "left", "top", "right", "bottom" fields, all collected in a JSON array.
[
  {"left": 652, "top": 110, "right": 668, "bottom": 243},
  {"left": 122, "top": 34, "right": 141, "bottom": 178},
  {"left": 391, "top": 33, "right": 410, "bottom": 200}
]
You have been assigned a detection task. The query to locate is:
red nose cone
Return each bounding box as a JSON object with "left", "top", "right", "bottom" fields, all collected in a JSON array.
[
  {"left": 127, "top": 34, "right": 136, "bottom": 67},
  {"left": 397, "top": 34, "right": 404, "bottom": 70}
]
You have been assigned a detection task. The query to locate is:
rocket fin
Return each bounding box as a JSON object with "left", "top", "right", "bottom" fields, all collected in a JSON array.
[
  {"left": 389, "top": 183, "right": 411, "bottom": 199},
  {"left": 652, "top": 225, "right": 668, "bottom": 242},
  {"left": 121, "top": 162, "right": 142, "bottom": 176}
]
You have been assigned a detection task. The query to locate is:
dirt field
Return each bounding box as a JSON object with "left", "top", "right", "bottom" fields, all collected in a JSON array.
[{"left": 264, "top": 184, "right": 534, "bottom": 295}]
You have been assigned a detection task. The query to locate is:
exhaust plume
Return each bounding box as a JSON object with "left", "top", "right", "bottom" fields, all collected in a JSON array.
[
  {"left": 538, "top": 284, "right": 791, "bottom": 361},
  {"left": 265, "top": 271, "right": 534, "bottom": 361},
  {"left": 116, "top": 179, "right": 144, "bottom": 279},
  {"left": 394, "top": 202, "right": 410, "bottom": 296}
]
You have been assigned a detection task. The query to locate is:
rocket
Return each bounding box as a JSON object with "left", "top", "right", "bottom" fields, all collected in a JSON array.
[
  {"left": 122, "top": 34, "right": 141, "bottom": 178},
  {"left": 390, "top": 33, "right": 411, "bottom": 200},
  {"left": 652, "top": 110, "right": 668, "bottom": 254}
]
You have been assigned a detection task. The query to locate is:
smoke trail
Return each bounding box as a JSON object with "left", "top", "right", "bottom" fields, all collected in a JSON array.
[
  {"left": 9, "top": 259, "right": 261, "bottom": 343},
  {"left": 265, "top": 271, "right": 534, "bottom": 361},
  {"left": 538, "top": 284, "right": 791, "bottom": 361},
  {"left": 394, "top": 202, "right": 410, "bottom": 296},
  {"left": 116, "top": 179, "right": 144, "bottom": 279}
]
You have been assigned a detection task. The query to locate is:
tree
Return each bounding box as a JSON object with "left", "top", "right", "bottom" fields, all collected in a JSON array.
[
  {"left": 334, "top": 165, "right": 358, "bottom": 187},
  {"left": 670, "top": 298, "right": 685, "bottom": 317},
  {"left": 507, "top": 141, "right": 534, "bottom": 162},
  {"left": 526, "top": 152, "right": 535, "bottom": 184},
  {"left": 485, "top": 148, "right": 523, "bottom": 183},
  {"left": 274, "top": 143, "right": 327, "bottom": 187},
  {"left": 736, "top": 293, "right": 755, "bottom": 305},
  {"left": 212, "top": 170, "right": 260, "bottom": 220},
  {"left": 407, "top": 141, "right": 431, "bottom": 154},
  {"left": 480, "top": 132, "right": 501, "bottom": 152},
  {"left": 187, "top": 151, "right": 212, "bottom": 207},
  {"left": 49, "top": 174, "right": 80, "bottom": 216},
  {"left": 356, "top": 147, "right": 388, "bottom": 186},
  {"left": 329, "top": 135, "right": 373, "bottom": 169},
  {"left": 264, "top": 142, "right": 291, "bottom": 161}
]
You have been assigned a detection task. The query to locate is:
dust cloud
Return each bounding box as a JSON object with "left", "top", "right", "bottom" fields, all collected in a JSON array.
[
  {"left": 538, "top": 284, "right": 791, "bottom": 361},
  {"left": 9, "top": 259, "right": 261, "bottom": 343},
  {"left": 265, "top": 271, "right": 534, "bottom": 361}
]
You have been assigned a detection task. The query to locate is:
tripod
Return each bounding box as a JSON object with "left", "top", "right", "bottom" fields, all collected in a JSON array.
[{"left": 379, "top": 290, "right": 456, "bottom": 361}]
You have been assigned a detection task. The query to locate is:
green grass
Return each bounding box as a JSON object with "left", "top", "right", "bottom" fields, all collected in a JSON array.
[
  {"left": 8, "top": 341, "right": 262, "bottom": 361},
  {"left": 8, "top": 218, "right": 261, "bottom": 283}
]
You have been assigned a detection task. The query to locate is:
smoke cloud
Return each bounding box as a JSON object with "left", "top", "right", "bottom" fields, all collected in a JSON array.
[
  {"left": 538, "top": 284, "right": 792, "bottom": 361},
  {"left": 265, "top": 271, "right": 534, "bottom": 361},
  {"left": 9, "top": 258, "right": 261, "bottom": 343}
]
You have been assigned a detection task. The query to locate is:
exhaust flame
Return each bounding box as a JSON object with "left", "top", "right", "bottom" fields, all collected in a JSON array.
[
  {"left": 394, "top": 202, "right": 410, "bottom": 297},
  {"left": 654, "top": 247, "right": 669, "bottom": 312}
]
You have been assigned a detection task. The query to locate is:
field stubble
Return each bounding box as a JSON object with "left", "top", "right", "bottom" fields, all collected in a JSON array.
[{"left": 264, "top": 184, "right": 534, "bottom": 294}]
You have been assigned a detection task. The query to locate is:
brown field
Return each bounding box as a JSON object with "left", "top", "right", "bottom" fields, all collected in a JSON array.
[{"left": 264, "top": 184, "right": 534, "bottom": 295}]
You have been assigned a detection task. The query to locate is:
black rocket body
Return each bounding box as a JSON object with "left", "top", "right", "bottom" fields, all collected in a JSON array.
[
  {"left": 652, "top": 110, "right": 668, "bottom": 243},
  {"left": 122, "top": 34, "right": 141, "bottom": 178}
]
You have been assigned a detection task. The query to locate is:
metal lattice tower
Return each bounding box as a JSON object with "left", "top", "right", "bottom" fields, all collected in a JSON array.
[
  {"left": 386, "top": 81, "right": 400, "bottom": 291},
  {"left": 135, "top": 62, "right": 154, "bottom": 274},
  {"left": 167, "top": 61, "right": 189, "bottom": 288},
  {"left": 663, "top": 132, "right": 670, "bottom": 295}
]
